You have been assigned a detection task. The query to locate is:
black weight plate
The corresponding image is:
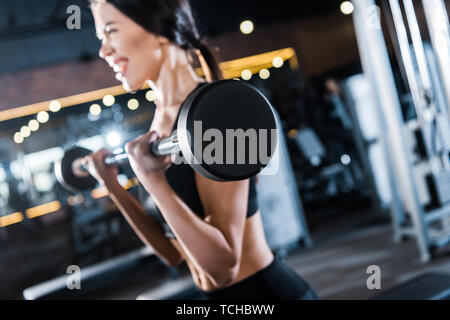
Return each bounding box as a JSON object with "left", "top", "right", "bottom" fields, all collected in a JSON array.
[
  {"left": 54, "top": 146, "right": 97, "bottom": 192},
  {"left": 178, "top": 79, "right": 278, "bottom": 181}
]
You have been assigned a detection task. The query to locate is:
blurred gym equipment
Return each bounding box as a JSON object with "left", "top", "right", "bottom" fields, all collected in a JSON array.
[{"left": 351, "top": 0, "right": 450, "bottom": 262}]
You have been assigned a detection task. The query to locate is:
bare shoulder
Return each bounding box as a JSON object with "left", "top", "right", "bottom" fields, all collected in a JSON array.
[
  {"left": 194, "top": 173, "right": 249, "bottom": 215},
  {"left": 194, "top": 172, "right": 249, "bottom": 257}
]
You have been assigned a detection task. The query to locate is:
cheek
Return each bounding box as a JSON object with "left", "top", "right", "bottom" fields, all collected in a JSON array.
[{"left": 125, "top": 35, "right": 162, "bottom": 81}]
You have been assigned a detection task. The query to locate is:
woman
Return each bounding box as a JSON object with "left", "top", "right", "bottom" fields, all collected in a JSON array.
[{"left": 84, "top": 0, "right": 317, "bottom": 300}]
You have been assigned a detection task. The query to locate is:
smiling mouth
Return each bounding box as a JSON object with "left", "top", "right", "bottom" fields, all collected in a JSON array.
[
  {"left": 113, "top": 63, "right": 126, "bottom": 72},
  {"left": 107, "top": 57, "right": 128, "bottom": 76},
  {"left": 113, "top": 61, "right": 128, "bottom": 81},
  {"left": 114, "top": 62, "right": 127, "bottom": 74}
]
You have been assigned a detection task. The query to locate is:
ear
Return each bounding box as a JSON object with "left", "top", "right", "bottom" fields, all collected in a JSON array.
[{"left": 157, "top": 35, "right": 170, "bottom": 46}]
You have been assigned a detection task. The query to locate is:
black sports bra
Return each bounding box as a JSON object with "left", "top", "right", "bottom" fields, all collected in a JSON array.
[{"left": 138, "top": 82, "right": 259, "bottom": 239}]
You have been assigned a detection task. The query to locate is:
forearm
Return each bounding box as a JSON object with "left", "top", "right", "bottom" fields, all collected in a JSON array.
[
  {"left": 139, "top": 173, "right": 237, "bottom": 283},
  {"left": 104, "top": 179, "right": 182, "bottom": 267}
]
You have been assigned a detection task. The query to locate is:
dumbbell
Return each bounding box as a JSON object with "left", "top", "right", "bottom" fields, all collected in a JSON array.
[{"left": 54, "top": 80, "right": 278, "bottom": 192}]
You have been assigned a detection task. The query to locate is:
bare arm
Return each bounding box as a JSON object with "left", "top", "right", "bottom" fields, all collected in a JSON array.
[
  {"left": 137, "top": 173, "right": 248, "bottom": 287},
  {"left": 105, "top": 179, "right": 183, "bottom": 267},
  {"left": 83, "top": 149, "right": 183, "bottom": 267},
  {"left": 125, "top": 131, "right": 248, "bottom": 287}
]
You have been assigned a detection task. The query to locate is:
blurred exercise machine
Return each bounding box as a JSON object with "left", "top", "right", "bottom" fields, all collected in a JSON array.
[{"left": 351, "top": 0, "right": 450, "bottom": 262}]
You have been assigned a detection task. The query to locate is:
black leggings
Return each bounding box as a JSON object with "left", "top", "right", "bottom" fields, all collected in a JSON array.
[{"left": 200, "top": 255, "right": 318, "bottom": 300}]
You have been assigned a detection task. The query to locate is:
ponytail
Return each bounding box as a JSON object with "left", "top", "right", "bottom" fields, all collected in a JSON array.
[{"left": 196, "top": 41, "right": 223, "bottom": 82}]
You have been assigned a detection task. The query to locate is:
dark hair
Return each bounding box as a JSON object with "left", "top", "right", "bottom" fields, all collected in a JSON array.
[{"left": 90, "top": 0, "right": 222, "bottom": 81}]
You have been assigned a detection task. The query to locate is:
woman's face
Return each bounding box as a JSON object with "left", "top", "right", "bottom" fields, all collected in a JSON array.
[{"left": 91, "top": 1, "right": 166, "bottom": 92}]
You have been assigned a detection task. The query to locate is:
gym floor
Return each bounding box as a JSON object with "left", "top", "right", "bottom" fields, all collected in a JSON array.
[{"left": 290, "top": 224, "right": 450, "bottom": 300}]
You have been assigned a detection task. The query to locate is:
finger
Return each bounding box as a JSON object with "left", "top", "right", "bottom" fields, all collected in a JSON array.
[
  {"left": 136, "top": 131, "right": 160, "bottom": 155},
  {"left": 97, "top": 148, "right": 110, "bottom": 156},
  {"left": 144, "top": 130, "right": 160, "bottom": 144},
  {"left": 125, "top": 140, "right": 138, "bottom": 154},
  {"left": 163, "top": 156, "right": 173, "bottom": 170},
  {"left": 126, "top": 133, "right": 146, "bottom": 153},
  {"left": 93, "top": 151, "right": 106, "bottom": 164},
  {"left": 159, "top": 131, "right": 170, "bottom": 139},
  {"left": 163, "top": 155, "right": 172, "bottom": 165}
]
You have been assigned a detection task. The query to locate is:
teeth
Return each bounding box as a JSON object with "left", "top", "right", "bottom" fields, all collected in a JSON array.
[{"left": 113, "top": 63, "right": 126, "bottom": 73}]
